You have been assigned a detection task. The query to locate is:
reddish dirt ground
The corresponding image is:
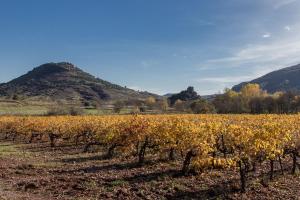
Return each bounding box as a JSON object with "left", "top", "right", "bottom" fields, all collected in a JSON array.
[{"left": 0, "top": 141, "right": 299, "bottom": 200}]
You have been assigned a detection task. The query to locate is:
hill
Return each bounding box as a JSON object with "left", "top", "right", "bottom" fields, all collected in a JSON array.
[
  {"left": 0, "top": 62, "right": 157, "bottom": 105},
  {"left": 232, "top": 64, "right": 300, "bottom": 93}
]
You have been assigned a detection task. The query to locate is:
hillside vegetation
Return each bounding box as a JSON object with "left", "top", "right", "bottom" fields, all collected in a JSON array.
[{"left": 0, "top": 62, "right": 157, "bottom": 106}]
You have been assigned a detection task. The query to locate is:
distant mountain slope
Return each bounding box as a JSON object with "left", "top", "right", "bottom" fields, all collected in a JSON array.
[
  {"left": 0, "top": 62, "right": 157, "bottom": 104},
  {"left": 232, "top": 64, "right": 300, "bottom": 93}
]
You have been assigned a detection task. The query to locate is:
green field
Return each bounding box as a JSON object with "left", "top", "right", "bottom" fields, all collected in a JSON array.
[{"left": 0, "top": 100, "right": 154, "bottom": 115}]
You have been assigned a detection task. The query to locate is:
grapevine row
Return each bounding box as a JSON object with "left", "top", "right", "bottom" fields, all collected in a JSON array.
[{"left": 0, "top": 114, "right": 299, "bottom": 192}]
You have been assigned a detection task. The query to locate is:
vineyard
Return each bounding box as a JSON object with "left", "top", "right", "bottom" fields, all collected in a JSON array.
[{"left": 0, "top": 114, "right": 300, "bottom": 199}]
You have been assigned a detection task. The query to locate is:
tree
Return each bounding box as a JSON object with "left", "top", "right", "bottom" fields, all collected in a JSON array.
[
  {"left": 174, "top": 100, "right": 186, "bottom": 112},
  {"left": 213, "top": 89, "right": 245, "bottom": 113},
  {"left": 84, "top": 101, "right": 91, "bottom": 107},
  {"left": 262, "top": 96, "right": 278, "bottom": 113},
  {"left": 276, "top": 91, "right": 297, "bottom": 113},
  {"left": 249, "top": 97, "right": 264, "bottom": 114},
  {"left": 213, "top": 84, "right": 300, "bottom": 114},
  {"left": 157, "top": 98, "right": 169, "bottom": 112},
  {"left": 145, "top": 97, "right": 156, "bottom": 110},
  {"left": 113, "top": 101, "right": 125, "bottom": 113},
  {"left": 190, "top": 99, "right": 216, "bottom": 114},
  {"left": 240, "top": 83, "right": 265, "bottom": 99},
  {"left": 12, "top": 94, "right": 19, "bottom": 100}
]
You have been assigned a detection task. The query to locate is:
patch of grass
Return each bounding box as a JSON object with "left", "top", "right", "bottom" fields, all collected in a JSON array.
[
  {"left": 109, "top": 179, "right": 128, "bottom": 187},
  {"left": 0, "top": 142, "right": 31, "bottom": 157},
  {"left": 83, "top": 108, "right": 115, "bottom": 115},
  {"left": 0, "top": 104, "right": 48, "bottom": 115},
  {"left": 170, "top": 181, "right": 187, "bottom": 191},
  {"left": 84, "top": 180, "right": 98, "bottom": 190},
  {"left": 0, "top": 143, "right": 19, "bottom": 155},
  {"left": 33, "top": 161, "right": 62, "bottom": 169}
]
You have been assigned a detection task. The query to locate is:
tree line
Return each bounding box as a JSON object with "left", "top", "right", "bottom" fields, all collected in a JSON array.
[
  {"left": 111, "top": 84, "right": 300, "bottom": 114},
  {"left": 168, "top": 85, "right": 300, "bottom": 114}
]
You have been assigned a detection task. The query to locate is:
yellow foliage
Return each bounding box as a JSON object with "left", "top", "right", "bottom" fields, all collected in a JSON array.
[{"left": 0, "top": 114, "right": 299, "bottom": 170}]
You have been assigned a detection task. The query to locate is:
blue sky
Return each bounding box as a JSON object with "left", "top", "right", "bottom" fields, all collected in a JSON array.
[{"left": 0, "top": 0, "right": 300, "bottom": 95}]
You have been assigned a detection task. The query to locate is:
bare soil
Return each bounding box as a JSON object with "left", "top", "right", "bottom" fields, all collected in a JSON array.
[{"left": 0, "top": 141, "right": 299, "bottom": 200}]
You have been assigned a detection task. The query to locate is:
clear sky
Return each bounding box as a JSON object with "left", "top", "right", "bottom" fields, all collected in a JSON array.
[{"left": 0, "top": 0, "right": 300, "bottom": 95}]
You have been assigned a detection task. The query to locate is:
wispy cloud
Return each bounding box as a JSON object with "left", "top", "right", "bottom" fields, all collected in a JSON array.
[
  {"left": 202, "top": 34, "right": 300, "bottom": 70},
  {"left": 195, "top": 75, "right": 254, "bottom": 84},
  {"left": 273, "top": 0, "right": 297, "bottom": 9},
  {"left": 285, "top": 25, "right": 291, "bottom": 31},
  {"left": 262, "top": 33, "right": 271, "bottom": 38}
]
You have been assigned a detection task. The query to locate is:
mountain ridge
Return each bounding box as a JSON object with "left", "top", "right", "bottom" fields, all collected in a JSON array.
[
  {"left": 0, "top": 62, "right": 158, "bottom": 105},
  {"left": 232, "top": 64, "right": 300, "bottom": 93}
]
